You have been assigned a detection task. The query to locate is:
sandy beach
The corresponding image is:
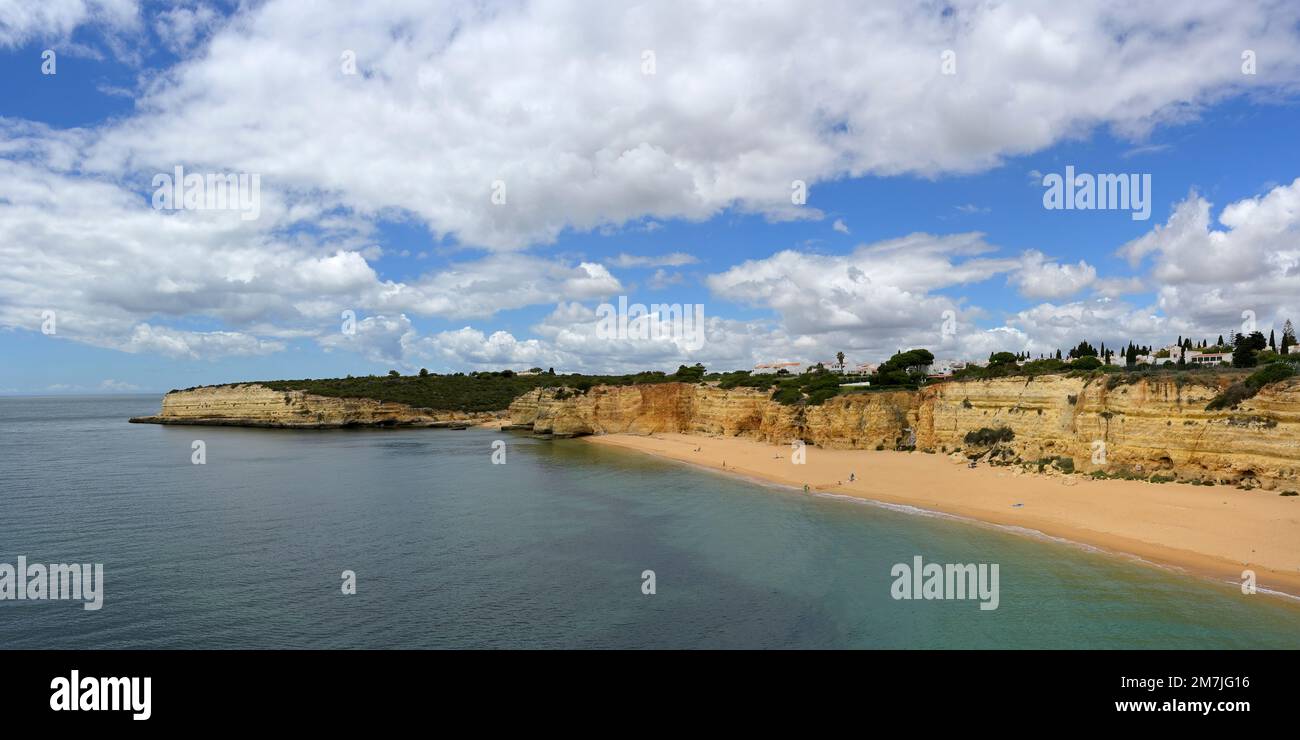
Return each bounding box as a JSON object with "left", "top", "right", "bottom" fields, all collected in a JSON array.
[{"left": 583, "top": 432, "right": 1300, "bottom": 598}]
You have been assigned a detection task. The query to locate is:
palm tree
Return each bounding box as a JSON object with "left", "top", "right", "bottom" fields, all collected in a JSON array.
[{"left": 836, "top": 351, "right": 846, "bottom": 374}]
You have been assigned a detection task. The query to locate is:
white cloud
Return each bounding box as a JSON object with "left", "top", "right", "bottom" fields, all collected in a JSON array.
[
  {"left": 609, "top": 252, "right": 699, "bottom": 268},
  {"left": 707, "top": 233, "right": 1016, "bottom": 340},
  {"left": 4, "top": 1, "right": 1300, "bottom": 373},
  {"left": 69, "top": 0, "right": 1300, "bottom": 250},
  {"left": 0, "top": 0, "right": 140, "bottom": 48},
  {"left": 1118, "top": 180, "right": 1300, "bottom": 334},
  {"left": 1011, "top": 250, "right": 1097, "bottom": 299},
  {"left": 646, "top": 269, "right": 684, "bottom": 290},
  {"left": 1092, "top": 276, "right": 1146, "bottom": 298},
  {"left": 121, "top": 324, "right": 285, "bottom": 360},
  {"left": 100, "top": 378, "right": 142, "bottom": 391},
  {"left": 152, "top": 2, "right": 219, "bottom": 54},
  {"left": 0, "top": 149, "right": 623, "bottom": 359}
]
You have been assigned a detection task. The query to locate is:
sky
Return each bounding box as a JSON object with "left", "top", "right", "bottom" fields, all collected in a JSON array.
[{"left": 1, "top": 0, "right": 1299, "bottom": 394}]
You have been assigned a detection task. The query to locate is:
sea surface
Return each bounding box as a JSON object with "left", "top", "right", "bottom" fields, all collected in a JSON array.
[{"left": 2, "top": 395, "right": 1299, "bottom": 649}]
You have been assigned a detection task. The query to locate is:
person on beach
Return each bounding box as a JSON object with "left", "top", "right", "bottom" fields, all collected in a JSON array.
[{"left": 849, "top": 472, "right": 855, "bottom": 482}]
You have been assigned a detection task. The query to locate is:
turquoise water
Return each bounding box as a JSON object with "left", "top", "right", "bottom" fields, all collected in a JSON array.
[{"left": 1, "top": 395, "right": 1298, "bottom": 649}]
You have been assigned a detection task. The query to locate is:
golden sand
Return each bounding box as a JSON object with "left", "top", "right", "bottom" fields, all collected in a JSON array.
[{"left": 582, "top": 432, "right": 1300, "bottom": 597}]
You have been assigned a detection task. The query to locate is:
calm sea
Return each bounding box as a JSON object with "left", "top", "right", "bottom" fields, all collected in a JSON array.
[{"left": 1, "top": 395, "right": 1298, "bottom": 649}]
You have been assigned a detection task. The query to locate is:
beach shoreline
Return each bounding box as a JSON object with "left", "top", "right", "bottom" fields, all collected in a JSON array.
[{"left": 581, "top": 432, "right": 1300, "bottom": 600}]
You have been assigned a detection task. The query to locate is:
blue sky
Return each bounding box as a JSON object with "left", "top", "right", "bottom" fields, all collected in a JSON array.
[{"left": 2, "top": 1, "right": 1299, "bottom": 394}]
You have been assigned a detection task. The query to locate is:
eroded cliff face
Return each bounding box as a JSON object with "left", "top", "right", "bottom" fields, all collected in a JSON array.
[
  {"left": 130, "top": 384, "right": 497, "bottom": 428},
  {"left": 508, "top": 375, "right": 1300, "bottom": 487}
]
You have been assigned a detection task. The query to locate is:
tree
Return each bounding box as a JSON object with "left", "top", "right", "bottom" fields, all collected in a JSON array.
[
  {"left": 1068, "top": 341, "right": 1098, "bottom": 359},
  {"left": 1126, "top": 344, "right": 1138, "bottom": 367},
  {"left": 419, "top": 368, "right": 429, "bottom": 377},
  {"left": 1269, "top": 330, "right": 1277, "bottom": 351},
  {"left": 836, "top": 351, "right": 846, "bottom": 373},
  {"left": 1282, "top": 320, "right": 1296, "bottom": 355},
  {"left": 388, "top": 370, "right": 400, "bottom": 377},
  {"left": 873, "top": 349, "right": 934, "bottom": 384},
  {"left": 1232, "top": 331, "right": 1266, "bottom": 368},
  {"left": 673, "top": 364, "right": 706, "bottom": 381}
]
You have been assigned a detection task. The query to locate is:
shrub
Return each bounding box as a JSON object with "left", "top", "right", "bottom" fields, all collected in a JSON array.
[
  {"left": 1206, "top": 364, "right": 1294, "bottom": 411},
  {"left": 805, "top": 387, "right": 840, "bottom": 406},
  {"left": 1071, "top": 356, "right": 1102, "bottom": 371},
  {"left": 771, "top": 387, "right": 803, "bottom": 405},
  {"left": 1247, "top": 362, "right": 1296, "bottom": 388}
]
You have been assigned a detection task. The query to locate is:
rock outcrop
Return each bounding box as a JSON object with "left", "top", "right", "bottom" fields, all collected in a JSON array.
[
  {"left": 130, "top": 383, "right": 498, "bottom": 428},
  {"left": 507, "top": 375, "right": 1300, "bottom": 488}
]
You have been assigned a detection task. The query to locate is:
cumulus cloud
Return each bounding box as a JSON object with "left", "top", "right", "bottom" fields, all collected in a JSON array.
[
  {"left": 0, "top": 149, "right": 622, "bottom": 360},
  {"left": 707, "top": 232, "right": 1016, "bottom": 337},
  {"left": 1118, "top": 180, "right": 1300, "bottom": 335},
  {"left": 4, "top": 0, "right": 1300, "bottom": 373},
  {"left": 71, "top": 0, "right": 1300, "bottom": 250},
  {"left": 121, "top": 324, "right": 285, "bottom": 360},
  {"left": 1011, "top": 250, "right": 1097, "bottom": 298}
]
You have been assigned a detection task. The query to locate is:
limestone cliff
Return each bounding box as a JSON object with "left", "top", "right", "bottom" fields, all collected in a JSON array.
[
  {"left": 508, "top": 375, "right": 1300, "bottom": 488},
  {"left": 130, "top": 384, "right": 498, "bottom": 428}
]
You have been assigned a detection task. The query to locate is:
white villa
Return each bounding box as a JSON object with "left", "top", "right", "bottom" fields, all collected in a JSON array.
[{"left": 1133, "top": 344, "right": 1231, "bottom": 366}]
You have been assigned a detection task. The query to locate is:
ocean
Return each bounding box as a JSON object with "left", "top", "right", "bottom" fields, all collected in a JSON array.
[{"left": 2, "top": 395, "right": 1298, "bottom": 649}]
